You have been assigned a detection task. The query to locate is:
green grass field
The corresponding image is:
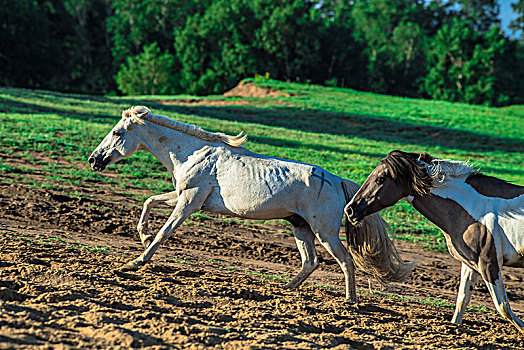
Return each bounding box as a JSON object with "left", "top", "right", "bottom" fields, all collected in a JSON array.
[{"left": 1, "top": 78, "right": 522, "bottom": 252}]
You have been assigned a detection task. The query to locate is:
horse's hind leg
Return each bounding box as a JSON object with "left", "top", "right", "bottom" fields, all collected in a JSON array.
[
  {"left": 137, "top": 191, "right": 179, "bottom": 248},
  {"left": 314, "top": 229, "right": 357, "bottom": 303},
  {"left": 451, "top": 263, "right": 479, "bottom": 325},
  {"left": 482, "top": 269, "right": 524, "bottom": 334},
  {"left": 284, "top": 224, "right": 318, "bottom": 290}
]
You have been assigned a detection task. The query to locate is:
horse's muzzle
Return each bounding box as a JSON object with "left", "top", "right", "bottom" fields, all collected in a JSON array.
[
  {"left": 88, "top": 155, "right": 107, "bottom": 172},
  {"left": 344, "top": 204, "right": 363, "bottom": 226}
]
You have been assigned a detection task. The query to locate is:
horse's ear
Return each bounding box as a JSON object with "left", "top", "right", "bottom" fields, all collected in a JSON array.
[{"left": 417, "top": 152, "right": 434, "bottom": 163}]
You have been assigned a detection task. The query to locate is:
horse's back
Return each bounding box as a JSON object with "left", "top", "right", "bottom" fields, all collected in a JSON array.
[{"left": 209, "top": 149, "right": 344, "bottom": 221}]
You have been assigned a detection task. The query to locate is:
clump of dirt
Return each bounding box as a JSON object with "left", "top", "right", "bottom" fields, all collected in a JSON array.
[{"left": 223, "top": 81, "right": 291, "bottom": 98}]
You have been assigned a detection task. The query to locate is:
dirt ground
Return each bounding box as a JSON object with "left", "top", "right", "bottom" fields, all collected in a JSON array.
[{"left": 1, "top": 152, "right": 523, "bottom": 349}]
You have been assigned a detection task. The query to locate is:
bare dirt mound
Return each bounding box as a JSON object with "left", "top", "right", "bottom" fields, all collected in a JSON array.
[
  {"left": 155, "top": 98, "right": 250, "bottom": 106},
  {"left": 154, "top": 81, "right": 292, "bottom": 106},
  {"left": 1, "top": 153, "right": 524, "bottom": 349},
  {"left": 223, "top": 80, "right": 292, "bottom": 98}
]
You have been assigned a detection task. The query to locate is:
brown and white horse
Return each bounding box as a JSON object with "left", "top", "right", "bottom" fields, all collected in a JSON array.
[{"left": 345, "top": 150, "right": 524, "bottom": 333}]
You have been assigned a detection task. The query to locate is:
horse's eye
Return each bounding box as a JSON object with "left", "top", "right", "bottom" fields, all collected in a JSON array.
[
  {"left": 376, "top": 176, "right": 385, "bottom": 184},
  {"left": 113, "top": 130, "right": 122, "bottom": 137}
]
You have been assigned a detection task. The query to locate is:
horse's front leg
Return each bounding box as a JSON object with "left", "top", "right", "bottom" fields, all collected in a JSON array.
[
  {"left": 451, "top": 263, "right": 479, "bottom": 324},
  {"left": 123, "top": 187, "right": 209, "bottom": 271},
  {"left": 137, "top": 191, "right": 179, "bottom": 248}
]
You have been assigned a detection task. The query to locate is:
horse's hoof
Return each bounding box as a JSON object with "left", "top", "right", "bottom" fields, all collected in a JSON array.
[
  {"left": 283, "top": 280, "right": 299, "bottom": 290},
  {"left": 142, "top": 238, "right": 152, "bottom": 249},
  {"left": 121, "top": 261, "right": 140, "bottom": 271},
  {"left": 345, "top": 296, "right": 358, "bottom": 304}
]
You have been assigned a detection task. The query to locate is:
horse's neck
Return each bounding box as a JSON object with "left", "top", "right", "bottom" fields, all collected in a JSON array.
[
  {"left": 412, "top": 177, "right": 483, "bottom": 228},
  {"left": 411, "top": 194, "right": 465, "bottom": 237},
  {"left": 139, "top": 123, "right": 208, "bottom": 173}
]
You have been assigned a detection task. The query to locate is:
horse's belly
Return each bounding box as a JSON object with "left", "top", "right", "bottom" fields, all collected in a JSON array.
[{"left": 201, "top": 188, "right": 294, "bottom": 220}]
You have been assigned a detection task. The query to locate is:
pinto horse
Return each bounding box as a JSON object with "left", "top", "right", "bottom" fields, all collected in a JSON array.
[
  {"left": 88, "top": 106, "right": 411, "bottom": 302},
  {"left": 345, "top": 150, "right": 524, "bottom": 333}
]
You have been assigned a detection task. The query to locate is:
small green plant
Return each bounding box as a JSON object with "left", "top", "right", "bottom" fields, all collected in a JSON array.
[
  {"left": 222, "top": 218, "right": 239, "bottom": 225},
  {"left": 166, "top": 257, "right": 188, "bottom": 264},
  {"left": 88, "top": 246, "right": 110, "bottom": 253},
  {"left": 244, "top": 270, "right": 290, "bottom": 282}
]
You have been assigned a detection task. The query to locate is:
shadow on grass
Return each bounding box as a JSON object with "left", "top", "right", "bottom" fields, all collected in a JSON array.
[
  {"left": 1, "top": 89, "right": 522, "bottom": 154},
  {"left": 148, "top": 103, "right": 524, "bottom": 154}
]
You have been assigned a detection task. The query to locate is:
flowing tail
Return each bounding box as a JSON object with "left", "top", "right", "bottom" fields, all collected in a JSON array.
[{"left": 341, "top": 180, "right": 413, "bottom": 284}]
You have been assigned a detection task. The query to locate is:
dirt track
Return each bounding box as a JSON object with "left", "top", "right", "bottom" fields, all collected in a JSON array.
[{"left": 1, "top": 153, "right": 523, "bottom": 349}]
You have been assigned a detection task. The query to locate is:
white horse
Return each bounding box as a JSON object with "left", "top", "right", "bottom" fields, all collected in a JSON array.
[{"left": 88, "top": 106, "right": 410, "bottom": 302}]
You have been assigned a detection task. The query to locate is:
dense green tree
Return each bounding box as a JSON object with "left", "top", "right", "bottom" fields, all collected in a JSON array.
[
  {"left": 108, "top": 0, "right": 205, "bottom": 68},
  {"left": 311, "top": 1, "right": 367, "bottom": 88},
  {"left": 254, "top": 0, "right": 324, "bottom": 83},
  {"left": 351, "top": 0, "right": 430, "bottom": 96},
  {"left": 457, "top": 0, "right": 500, "bottom": 33},
  {"left": 174, "top": 0, "right": 258, "bottom": 94},
  {"left": 0, "top": 0, "right": 521, "bottom": 105},
  {"left": 115, "top": 43, "right": 177, "bottom": 95},
  {"left": 0, "top": 0, "right": 59, "bottom": 88},
  {"left": 423, "top": 18, "right": 508, "bottom": 105},
  {"left": 60, "top": 0, "right": 114, "bottom": 92},
  {"left": 174, "top": 0, "right": 327, "bottom": 94},
  {"left": 510, "top": 0, "right": 524, "bottom": 40},
  {"left": 0, "top": 0, "right": 113, "bottom": 92}
]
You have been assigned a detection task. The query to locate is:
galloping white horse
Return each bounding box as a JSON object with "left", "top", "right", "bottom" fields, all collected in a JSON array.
[{"left": 88, "top": 106, "right": 410, "bottom": 302}]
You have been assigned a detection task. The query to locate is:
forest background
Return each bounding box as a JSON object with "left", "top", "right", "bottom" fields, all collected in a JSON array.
[{"left": 1, "top": 0, "right": 523, "bottom": 106}]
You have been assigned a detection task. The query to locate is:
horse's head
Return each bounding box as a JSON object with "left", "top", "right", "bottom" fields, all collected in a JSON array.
[
  {"left": 345, "top": 150, "right": 434, "bottom": 225},
  {"left": 88, "top": 107, "right": 148, "bottom": 171}
]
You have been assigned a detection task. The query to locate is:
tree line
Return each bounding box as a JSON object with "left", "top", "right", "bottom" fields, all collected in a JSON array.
[{"left": 1, "top": 0, "right": 523, "bottom": 106}]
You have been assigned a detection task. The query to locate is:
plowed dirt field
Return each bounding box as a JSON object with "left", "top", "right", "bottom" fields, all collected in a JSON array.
[{"left": 0, "top": 153, "right": 523, "bottom": 349}]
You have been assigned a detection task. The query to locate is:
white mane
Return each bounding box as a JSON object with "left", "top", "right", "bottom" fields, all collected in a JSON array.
[
  {"left": 121, "top": 106, "right": 247, "bottom": 147},
  {"left": 424, "top": 158, "right": 479, "bottom": 184}
]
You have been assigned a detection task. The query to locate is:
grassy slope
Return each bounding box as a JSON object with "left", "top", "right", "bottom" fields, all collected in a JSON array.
[{"left": 0, "top": 79, "right": 522, "bottom": 251}]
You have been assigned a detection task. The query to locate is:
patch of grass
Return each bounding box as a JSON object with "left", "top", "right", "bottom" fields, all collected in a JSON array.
[
  {"left": 467, "top": 303, "right": 491, "bottom": 314},
  {"left": 220, "top": 265, "right": 238, "bottom": 272},
  {"left": 87, "top": 246, "right": 110, "bottom": 253},
  {"left": 2, "top": 231, "right": 111, "bottom": 254},
  {"left": 222, "top": 218, "right": 239, "bottom": 225},
  {"left": 365, "top": 289, "right": 454, "bottom": 309},
  {"left": 191, "top": 213, "right": 213, "bottom": 221},
  {"left": 244, "top": 270, "right": 290, "bottom": 282},
  {"left": 0, "top": 159, "right": 12, "bottom": 172},
  {"left": 166, "top": 257, "right": 188, "bottom": 264},
  {"left": 363, "top": 288, "right": 493, "bottom": 314}
]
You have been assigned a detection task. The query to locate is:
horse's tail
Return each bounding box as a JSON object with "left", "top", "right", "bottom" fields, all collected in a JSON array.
[{"left": 341, "top": 180, "right": 413, "bottom": 284}]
